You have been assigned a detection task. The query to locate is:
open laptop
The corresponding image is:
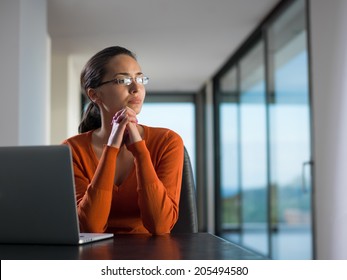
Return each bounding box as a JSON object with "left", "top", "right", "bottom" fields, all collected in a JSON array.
[{"left": 0, "top": 145, "right": 113, "bottom": 245}]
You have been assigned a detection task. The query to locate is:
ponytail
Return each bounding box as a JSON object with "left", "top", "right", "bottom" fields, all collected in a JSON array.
[{"left": 78, "top": 102, "right": 101, "bottom": 133}]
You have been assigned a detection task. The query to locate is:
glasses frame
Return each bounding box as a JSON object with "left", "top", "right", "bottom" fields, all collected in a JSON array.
[{"left": 97, "top": 75, "right": 149, "bottom": 87}]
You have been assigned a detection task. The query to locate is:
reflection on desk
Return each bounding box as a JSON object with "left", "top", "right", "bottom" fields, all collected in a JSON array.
[{"left": 0, "top": 233, "right": 264, "bottom": 260}]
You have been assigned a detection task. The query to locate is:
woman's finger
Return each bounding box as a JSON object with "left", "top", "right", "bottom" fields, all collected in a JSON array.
[{"left": 112, "top": 108, "right": 138, "bottom": 125}]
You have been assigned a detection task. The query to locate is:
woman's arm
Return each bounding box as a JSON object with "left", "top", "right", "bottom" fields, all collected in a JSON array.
[
  {"left": 66, "top": 143, "right": 119, "bottom": 233},
  {"left": 128, "top": 133, "right": 184, "bottom": 234}
]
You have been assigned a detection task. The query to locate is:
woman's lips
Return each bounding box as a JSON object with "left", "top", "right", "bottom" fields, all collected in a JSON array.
[{"left": 128, "top": 98, "right": 142, "bottom": 104}]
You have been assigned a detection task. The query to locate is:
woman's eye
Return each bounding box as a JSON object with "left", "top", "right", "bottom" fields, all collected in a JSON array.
[
  {"left": 119, "top": 78, "right": 132, "bottom": 85},
  {"left": 118, "top": 79, "right": 126, "bottom": 84}
]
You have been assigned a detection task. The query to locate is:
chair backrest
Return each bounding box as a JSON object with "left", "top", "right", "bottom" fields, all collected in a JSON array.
[{"left": 171, "top": 147, "right": 198, "bottom": 233}]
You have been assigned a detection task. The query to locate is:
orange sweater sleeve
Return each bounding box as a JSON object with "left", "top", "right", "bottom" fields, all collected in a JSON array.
[
  {"left": 127, "top": 134, "right": 184, "bottom": 234},
  {"left": 68, "top": 144, "right": 119, "bottom": 233}
]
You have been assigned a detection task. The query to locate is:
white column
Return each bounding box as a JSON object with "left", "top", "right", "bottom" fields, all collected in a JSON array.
[
  {"left": 0, "top": 0, "right": 21, "bottom": 145},
  {"left": 67, "top": 56, "right": 82, "bottom": 138},
  {"left": 309, "top": 0, "right": 347, "bottom": 259},
  {"left": 50, "top": 53, "right": 69, "bottom": 144},
  {"left": 50, "top": 54, "right": 81, "bottom": 144},
  {"left": 0, "top": 0, "right": 50, "bottom": 146}
]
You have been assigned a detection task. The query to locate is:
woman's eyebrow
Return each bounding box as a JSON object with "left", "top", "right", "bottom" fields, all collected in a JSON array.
[{"left": 113, "top": 72, "right": 143, "bottom": 77}]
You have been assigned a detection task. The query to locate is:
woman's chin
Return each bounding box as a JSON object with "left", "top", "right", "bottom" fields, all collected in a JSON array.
[{"left": 128, "top": 104, "right": 142, "bottom": 114}]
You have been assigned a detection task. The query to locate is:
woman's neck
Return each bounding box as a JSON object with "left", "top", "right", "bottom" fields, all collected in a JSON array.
[{"left": 96, "top": 113, "right": 113, "bottom": 141}]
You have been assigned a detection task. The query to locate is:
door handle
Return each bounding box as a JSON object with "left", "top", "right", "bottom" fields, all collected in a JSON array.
[{"left": 302, "top": 160, "right": 313, "bottom": 193}]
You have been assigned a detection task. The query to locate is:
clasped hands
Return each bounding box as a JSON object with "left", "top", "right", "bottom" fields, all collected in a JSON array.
[{"left": 107, "top": 107, "right": 142, "bottom": 148}]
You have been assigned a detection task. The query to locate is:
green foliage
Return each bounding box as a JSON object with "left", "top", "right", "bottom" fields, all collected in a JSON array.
[{"left": 222, "top": 184, "right": 311, "bottom": 226}]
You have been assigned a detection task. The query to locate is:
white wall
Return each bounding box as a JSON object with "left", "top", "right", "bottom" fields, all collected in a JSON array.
[
  {"left": 309, "top": 0, "right": 347, "bottom": 259},
  {"left": 50, "top": 54, "right": 68, "bottom": 144},
  {"left": 0, "top": 0, "right": 50, "bottom": 146},
  {"left": 0, "top": 0, "right": 21, "bottom": 145},
  {"left": 67, "top": 57, "right": 82, "bottom": 138},
  {"left": 50, "top": 54, "right": 81, "bottom": 144}
]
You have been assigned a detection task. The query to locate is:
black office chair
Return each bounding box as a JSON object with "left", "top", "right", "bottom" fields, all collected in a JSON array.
[{"left": 171, "top": 147, "right": 198, "bottom": 233}]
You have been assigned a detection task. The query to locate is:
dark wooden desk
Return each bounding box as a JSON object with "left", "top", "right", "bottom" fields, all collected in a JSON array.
[{"left": 0, "top": 233, "right": 263, "bottom": 260}]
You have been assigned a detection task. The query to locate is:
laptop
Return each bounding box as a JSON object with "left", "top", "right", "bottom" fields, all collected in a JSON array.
[{"left": 0, "top": 145, "right": 113, "bottom": 245}]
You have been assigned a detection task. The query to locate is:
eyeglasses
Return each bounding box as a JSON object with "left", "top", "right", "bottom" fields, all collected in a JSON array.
[{"left": 97, "top": 75, "right": 149, "bottom": 87}]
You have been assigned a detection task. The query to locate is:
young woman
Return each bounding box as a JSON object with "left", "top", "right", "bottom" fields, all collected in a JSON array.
[{"left": 63, "top": 46, "right": 184, "bottom": 234}]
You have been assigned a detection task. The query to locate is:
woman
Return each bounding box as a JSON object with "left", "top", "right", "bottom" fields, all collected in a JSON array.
[{"left": 63, "top": 46, "right": 184, "bottom": 234}]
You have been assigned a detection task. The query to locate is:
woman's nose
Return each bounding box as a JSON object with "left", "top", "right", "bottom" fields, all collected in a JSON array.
[{"left": 129, "top": 82, "right": 139, "bottom": 94}]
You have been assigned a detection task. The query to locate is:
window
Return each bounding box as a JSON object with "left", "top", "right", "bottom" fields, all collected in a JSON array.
[
  {"left": 267, "top": 0, "right": 312, "bottom": 259},
  {"left": 215, "top": 0, "right": 312, "bottom": 259},
  {"left": 239, "top": 41, "right": 269, "bottom": 255},
  {"left": 219, "top": 67, "right": 240, "bottom": 233}
]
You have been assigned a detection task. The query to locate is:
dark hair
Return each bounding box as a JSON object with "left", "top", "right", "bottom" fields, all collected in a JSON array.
[{"left": 78, "top": 46, "right": 137, "bottom": 133}]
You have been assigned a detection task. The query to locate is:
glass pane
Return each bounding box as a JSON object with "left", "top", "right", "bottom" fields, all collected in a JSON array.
[
  {"left": 220, "top": 104, "right": 239, "bottom": 228},
  {"left": 267, "top": 0, "right": 312, "bottom": 259},
  {"left": 239, "top": 41, "right": 269, "bottom": 256},
  {"left": 220, "top": 67, "right": 238, "bottom": 95},
  {"left": 140, "top": 102, "right": 196, "bottom": 175},
  {"left": 218, "top": 66, "right": 240, "bottom": 242}
]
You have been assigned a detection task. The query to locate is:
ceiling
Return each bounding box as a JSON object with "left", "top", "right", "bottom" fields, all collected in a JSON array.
[{"left": 47, "top": 0, "right": 281, "bottom": 92}]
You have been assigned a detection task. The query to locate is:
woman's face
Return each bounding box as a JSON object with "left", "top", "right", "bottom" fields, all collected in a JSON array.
[{"left": 92, "top": 54, "right": 146, "bottom": 116}]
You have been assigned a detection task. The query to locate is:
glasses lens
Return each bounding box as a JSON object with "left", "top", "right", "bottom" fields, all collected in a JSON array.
[
  {"left": 117, "top": 77, "right": 132, "bottom": 85},
  {"left": 111, "top": 76, "right": 149, "bottom": 86},
  {"left": 136, "top": 76, "right": 149, "bottom": 85}
]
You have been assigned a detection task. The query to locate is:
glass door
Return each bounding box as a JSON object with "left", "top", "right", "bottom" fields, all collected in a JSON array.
[
  {"left": 215, "top": 0, "right": 312, "bottom": 259},
  {"left": 267, "top": 0, "right": 313, "bottom": 259},
  {"left": 239, "top": 41, "right": 269, "bottom": 256},
  {"left": 218, "top": 67, "right": 240, "bottom": 242}
]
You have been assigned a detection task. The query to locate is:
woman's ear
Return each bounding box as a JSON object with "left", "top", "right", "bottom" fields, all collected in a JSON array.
[{"left": 87, "top": 88, "right": 100, "bottom": 104}]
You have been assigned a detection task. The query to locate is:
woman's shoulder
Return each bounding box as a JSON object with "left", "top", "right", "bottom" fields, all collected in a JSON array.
[
  {"left": 142, "top": 125, "right": 182, "bottom": 143},
  {"left": 62, "top": 130, "right": 93, "bottom": 149},
  {"left": 141, "top": 125, "right": 184, "bottom": 163}
]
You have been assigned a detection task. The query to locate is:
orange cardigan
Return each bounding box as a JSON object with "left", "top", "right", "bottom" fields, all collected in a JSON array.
[{"left": 63, "top": 125, "right": 184, "bottom": 234}]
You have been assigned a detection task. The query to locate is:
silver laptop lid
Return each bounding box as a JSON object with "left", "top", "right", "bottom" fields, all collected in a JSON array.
[{"left": 0, "top": 145, "right": 81, "bottom": 244}]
